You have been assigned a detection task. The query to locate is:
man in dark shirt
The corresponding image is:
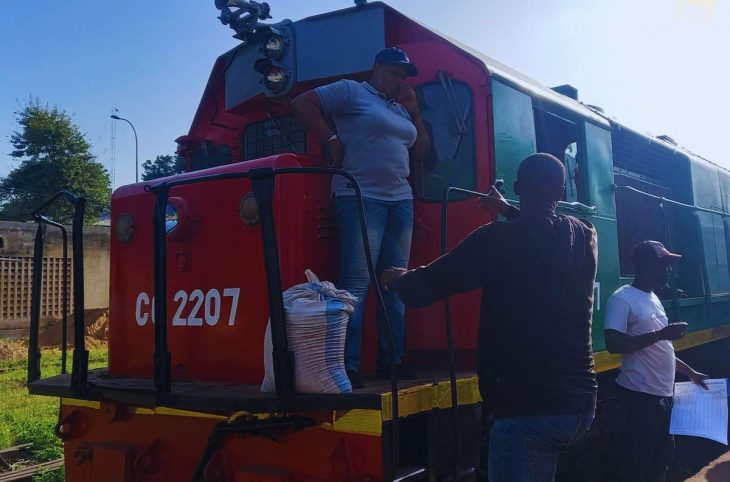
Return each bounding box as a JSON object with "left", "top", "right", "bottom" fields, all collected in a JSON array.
[{"left": 382, "top": 153, "right": 598, "bottom": 481}]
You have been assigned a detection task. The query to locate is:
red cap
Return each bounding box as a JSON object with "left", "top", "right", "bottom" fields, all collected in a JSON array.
[{"left": 632, "top": 240, "right": 682, "bottom": 266}]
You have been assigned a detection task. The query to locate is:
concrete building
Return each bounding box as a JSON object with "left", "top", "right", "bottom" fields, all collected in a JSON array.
[{"left": 0, "top": 221, "right": 109, "bottom": 331}]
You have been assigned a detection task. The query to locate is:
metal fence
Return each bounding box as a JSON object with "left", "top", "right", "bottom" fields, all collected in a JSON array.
[{"left": 0, "top": 256, "right": 71, "bottom": 325}]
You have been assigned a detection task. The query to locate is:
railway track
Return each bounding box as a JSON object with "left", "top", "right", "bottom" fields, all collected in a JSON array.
[{"left": 0, "top": 444, "right": 62, "bottom": 482}]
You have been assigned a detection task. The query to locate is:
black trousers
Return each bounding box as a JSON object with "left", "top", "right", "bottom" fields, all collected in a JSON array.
[{"left": 615, "top": 385, "right": 675, "bottom": 482}]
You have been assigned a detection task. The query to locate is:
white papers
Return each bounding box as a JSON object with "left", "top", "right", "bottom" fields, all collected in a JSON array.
[{"left": 670, "top": 379, "right": 728, "bottom": 445}]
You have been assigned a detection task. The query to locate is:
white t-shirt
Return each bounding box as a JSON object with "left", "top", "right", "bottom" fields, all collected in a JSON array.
[{"left": 604, "top": 285, "right": 676, "bottom": 397}]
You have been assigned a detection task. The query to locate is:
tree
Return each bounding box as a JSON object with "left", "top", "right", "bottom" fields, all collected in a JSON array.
[
  {"left": 141, "top": 154, "right": 185, "bottom": 181},
  {"left": 0, "top": 99, "right": 111, "bottom": 224}
]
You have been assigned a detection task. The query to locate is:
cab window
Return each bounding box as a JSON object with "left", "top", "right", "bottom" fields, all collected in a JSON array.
[
  {"left": 243, "top": 114, "right": 307, "bottom": 161},
  {"left": 414, "top": 79, "right": 476, "bottom": 200},
  {"left": 533, "top": 107, "right": 582, "bottom": 203},
  {"left": 190, "top": 143, "right": 231, "bottom": 172}
]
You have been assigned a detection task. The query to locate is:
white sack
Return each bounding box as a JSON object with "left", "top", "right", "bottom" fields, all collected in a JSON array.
[{"left": 261, "top": 269, "right": 356, "bottom": 394}]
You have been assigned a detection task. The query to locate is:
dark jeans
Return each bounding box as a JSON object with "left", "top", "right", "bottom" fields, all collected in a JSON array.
[
  {"left": 488, "top": 410, "right": 595, "bottom": 482},
  {"left": 615, "top": 385, "right": 675, "bottom": 482}
]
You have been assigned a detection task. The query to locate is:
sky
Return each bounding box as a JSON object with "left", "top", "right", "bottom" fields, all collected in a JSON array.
[{"left": 0, "top": 0, "right": 727, "bottom": 189}]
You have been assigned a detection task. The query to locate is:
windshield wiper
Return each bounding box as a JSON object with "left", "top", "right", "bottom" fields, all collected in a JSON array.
[
  {"left": 267, "top": 111, "right": 301, "bottom": 154},
  {"left": 437, "top": 71, "right": 470, "bottom": 160}
]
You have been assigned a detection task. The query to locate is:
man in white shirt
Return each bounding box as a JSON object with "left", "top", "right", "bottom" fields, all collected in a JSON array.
[{"left": 604, "top": 240, "right": 708, "bottom": 482}]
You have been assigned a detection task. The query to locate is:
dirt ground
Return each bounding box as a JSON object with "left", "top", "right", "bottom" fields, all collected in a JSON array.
[
  {"left": 0, "top": 308, "right": 109, "bottom": 353},
  {"left": 685, "top": 450, "right": 730, "bottom": 481}
]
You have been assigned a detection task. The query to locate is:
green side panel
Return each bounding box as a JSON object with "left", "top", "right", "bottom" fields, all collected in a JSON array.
[
  {"left": 691, "top": 161, "right": 730, "bottom": 294},
  {"left": 491, "top": 79, "right": 536, "bottom": 198},
  {"left": 584, "top": 123, "right": 616, "bottom": 218},
  {"left": 675, "top": 298, "right": 730, "bottom": 333},
  {"left": 581, "top": 124, "right": 620, "bottom": 351},
  {"left": 590, "top": 217, "right": 621, "bottom": 351},
  {"left": 719, "top": 170, "right": 730, "bottom": 297}
]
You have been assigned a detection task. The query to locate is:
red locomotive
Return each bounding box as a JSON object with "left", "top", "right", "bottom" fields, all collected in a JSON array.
[{"left": 26, "top": 1, "right": 730, "bottom": 481}]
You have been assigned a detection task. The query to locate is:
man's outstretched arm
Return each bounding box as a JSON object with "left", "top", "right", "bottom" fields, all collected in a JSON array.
[{"left": 382, "top": 225, "right": 496, "bottom": 308}]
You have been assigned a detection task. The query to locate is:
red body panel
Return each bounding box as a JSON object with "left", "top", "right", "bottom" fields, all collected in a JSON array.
[
  {"left": 61, "top": 405, "right": 382, "bottom": 482},
  {"left": 109, "top": 155, "right": 339, "bottom": 383}
]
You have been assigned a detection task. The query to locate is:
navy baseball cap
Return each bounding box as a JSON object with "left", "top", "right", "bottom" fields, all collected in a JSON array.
[{"left": 374, "top": 47, "right": 418, "bottom": 76}]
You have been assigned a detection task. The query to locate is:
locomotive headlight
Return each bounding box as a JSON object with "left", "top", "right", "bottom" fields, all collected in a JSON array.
[
  {"left": 264, "top": 34, "right": 286, "bottom": 60},
  {"left": 164, "top": 197, "right": 196, "bottom": 241},
  {"left": 239, "top": 192, "right": 260, "bottom": 226},
  {"left": 264, "top": 66, "right": 287, "bottom": 93},
  {"left": 165, "top": 203, "right": 179, "bottom": 234},
  {"left": 115, "top": 212, "right": 135, "bottom": 244}
]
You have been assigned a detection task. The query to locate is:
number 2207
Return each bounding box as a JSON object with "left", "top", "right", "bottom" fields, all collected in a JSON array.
[{"left": 135, "top": 288, "right": 240, "bottom": 327}]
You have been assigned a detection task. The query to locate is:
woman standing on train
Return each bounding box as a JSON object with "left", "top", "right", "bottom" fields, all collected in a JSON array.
[{"left": 292, "top": 47, "right": 431, "bottom": 388}]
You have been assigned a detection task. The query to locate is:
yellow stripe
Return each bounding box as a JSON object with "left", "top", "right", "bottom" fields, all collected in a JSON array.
[
  {"left": 62, "top": 399, "right": 254, "bottom": 423},
  {"left": 674, "top": 324, "right": 730, "bottom": 351},
  {"left": 330, "top": 409, "right": 383, "bottom": 435},
  {"left": 61, "top": 398, "right": 101, "bottom": 409},
  {"left": 380, "top": 376, "right": 482, "bottom": 422},
  {"left": 594, "top": 325, "right": 730, "bottom": 372},
  {"left": 61, "top": 325, "right": 730, "bottom": 434}
]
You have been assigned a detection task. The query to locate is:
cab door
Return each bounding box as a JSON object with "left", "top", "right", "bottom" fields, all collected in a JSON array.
[{"left": 397, "top": 41, "right": 491, "bottom": 361}]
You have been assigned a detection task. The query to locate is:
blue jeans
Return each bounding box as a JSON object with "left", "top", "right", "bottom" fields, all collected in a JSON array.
[
  {"left": 488, "top": 410, "right": 594, "bottom": 482},
  {"left": 333, "top": 196, "right": 413, "bottom": 371}
]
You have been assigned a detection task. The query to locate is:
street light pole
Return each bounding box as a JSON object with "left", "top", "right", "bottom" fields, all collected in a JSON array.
[{"left": 111, "top": 114, "right": 139, "bottom": 183}]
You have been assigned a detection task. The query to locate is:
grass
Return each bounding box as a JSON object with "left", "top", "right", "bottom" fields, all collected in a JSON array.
[{"left": 0, "top": 343, "right": 107, "bottom": 481}]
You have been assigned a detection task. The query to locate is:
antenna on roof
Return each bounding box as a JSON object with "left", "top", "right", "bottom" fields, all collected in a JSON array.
[{"left": 355, "top": 0, "right": 368, "bottom": 5}]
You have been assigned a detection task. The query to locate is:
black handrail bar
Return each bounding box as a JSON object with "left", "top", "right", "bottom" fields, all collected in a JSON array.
[
  {"left": 440, "top": 186, "right": 492, "bottom": 481},
  {"left": 28, "top": 191, "right": 88, "bottom": 397},
  {"left": 151, "top": 190, "right": 172, "bottom": 405},
  {"left": 28, "top": 222, "right": 46, "bottom": 384},
  {"left": 30, "top": 190, "right": 81, "bottom": 216},
  {"left": 37, "top": 216, "right": 69, "bottom": 374},
  {"left": 68, "top": 198, "right": 88, "bottom": 394},
  {"left": 616, "top": 185, "right": 730, "bottom": 217},
  {"left": 146, "top": 166, "right": 401, "bottom": 476},
  {"left": 617, "top": 184, "right": 719, "bottom": 311}
]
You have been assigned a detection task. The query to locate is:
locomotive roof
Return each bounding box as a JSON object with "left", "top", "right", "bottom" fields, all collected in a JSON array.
[
  {"left": 396, "top": 4, "right": 725, "bottom": 174},
  {"left": 199, "top": 2, "right": 725, "bottom": 175}
]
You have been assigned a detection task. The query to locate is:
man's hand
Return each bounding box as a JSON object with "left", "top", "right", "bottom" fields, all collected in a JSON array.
[
  {"left": 689, "top": 371, "right": 710, "bottom": 390},
  {"left": 479, "top": 186, "right": 511, "bottom": 216},
  {"left": 381, "top": 267, "right": 408, "bottom": 292},
  {"left": 396, "top": 85, "right": 420, "bottom": 118},
  {"left": 658, "top": 322, "right": 688, "bottom": 341}
]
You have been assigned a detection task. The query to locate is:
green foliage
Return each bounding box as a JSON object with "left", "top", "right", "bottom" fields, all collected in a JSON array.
[
  {"left": 34, "top": 467, "right": 65, "bottom": 482},
  {"left": 0, "top": 98, "right": 111, "bottom": 224},
  {"left": 0, "top": 346, "right": 108, "bottom": 481},
  {"left": 141, "top": 154, "right": 185, "bottom": 181},
  {"left": 0, "top": 351, "right": 64, "bottom": 454},
  {"left": 12, "top": 417, "right": 63, "bottom": 462}
]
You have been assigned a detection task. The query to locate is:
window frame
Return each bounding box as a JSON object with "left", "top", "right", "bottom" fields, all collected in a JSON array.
[
  {"left": 412, "top": 79, "right": 478, "bottom": 203},
  {"left": 189, "top": 142, "right": 231, "bottom": 172},
  {"left": 241, "top": 114, "right": 307, "bottom": 162}
]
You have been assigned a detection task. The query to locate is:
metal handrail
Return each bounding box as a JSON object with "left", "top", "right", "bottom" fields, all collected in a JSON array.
[
  {"left": 616, "top": 185, "right": 730, "bottom": 217},
  {"left": 145, "top": 166, "right": 402, "bottom": 477},
  {"left": 28, "top": 191, "right": 87, "bottom": 396},
  {"left": 36, "top": 217, "right": 69, "bottom": 374},
  {"left": 615, "top": 183, "right": 726, "bottom": 313},
  {"left": 439, "top": 186, "right": 493, "bottom": 481}
]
